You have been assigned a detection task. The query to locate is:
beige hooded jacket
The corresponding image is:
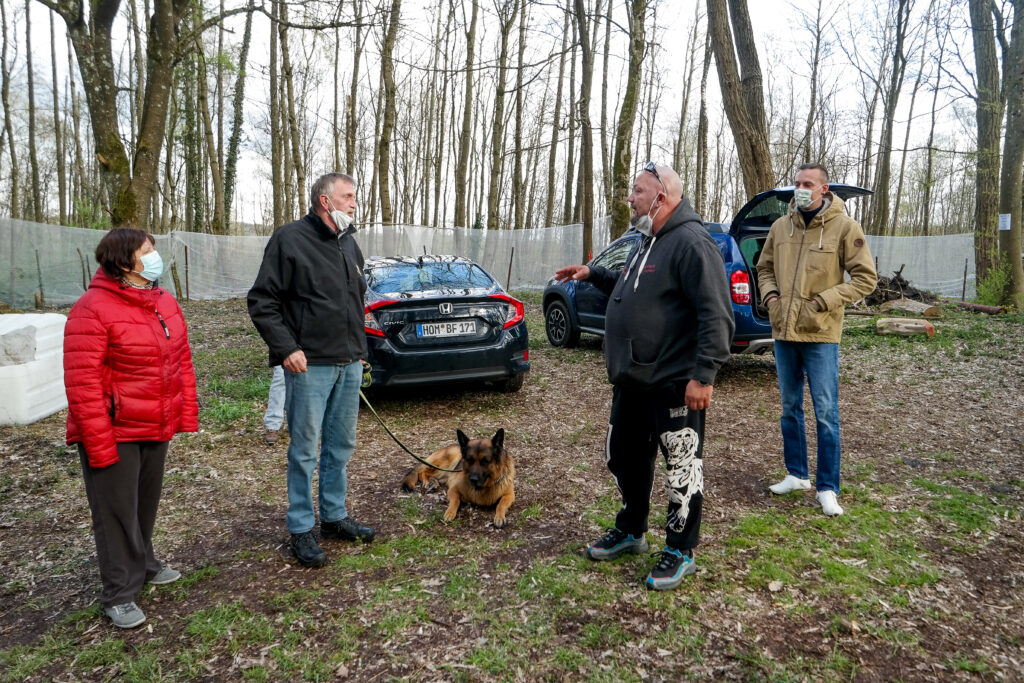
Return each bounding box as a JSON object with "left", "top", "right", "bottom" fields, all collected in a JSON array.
[{"left": 756, "top": 193, "right": 877, "bottom": 343}]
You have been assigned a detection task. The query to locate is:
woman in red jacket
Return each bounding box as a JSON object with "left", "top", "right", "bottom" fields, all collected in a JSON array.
[{"left": 64, "top": 228, "right": 198, "bottom": 629}]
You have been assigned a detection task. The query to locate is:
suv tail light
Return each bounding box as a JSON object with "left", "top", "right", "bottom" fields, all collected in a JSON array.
[
  {"left": 730, "top": 270, "right": 751, "bottom": 305},
  {"left": 489, "top": 294, "right": 525, "bottom": 329},
  {"left": 364, "top": 299, "right": 398, "bottom": 337}
]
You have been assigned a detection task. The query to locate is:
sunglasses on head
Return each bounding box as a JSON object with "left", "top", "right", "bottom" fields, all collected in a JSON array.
[{"left": 642, "top": 162, "right": 666, "bottom": 192}]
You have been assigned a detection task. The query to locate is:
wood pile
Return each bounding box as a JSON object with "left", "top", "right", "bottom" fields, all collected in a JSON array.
[{"left": 864, "top": 264, "right": 940, "bottom": 307}]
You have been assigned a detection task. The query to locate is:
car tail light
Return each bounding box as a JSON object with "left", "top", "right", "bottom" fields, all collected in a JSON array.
[
  {"left": 489, "top": 294, "right": 525, "bottom": 329},
  {"left": 364, "top": 299, "right": 398, "bottom": 337},
  {"left": 730, "top": 270, "right": 751, "bottom": 305}
]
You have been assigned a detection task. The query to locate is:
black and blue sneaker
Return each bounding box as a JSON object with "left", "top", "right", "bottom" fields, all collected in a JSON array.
[
  {"left": 645, "top": 547, "right": 696, "bottom": 590},
  {"left": 586, "top": 528, "right": 649, "bottom": 560}
]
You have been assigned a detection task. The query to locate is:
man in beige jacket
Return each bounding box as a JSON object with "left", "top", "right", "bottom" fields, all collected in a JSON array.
[{"left": 756, "top": 163, "right": 877, "bottom": 516}]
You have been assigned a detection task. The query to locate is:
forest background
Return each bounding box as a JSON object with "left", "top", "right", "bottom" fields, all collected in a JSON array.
[{"left": 1, "top": 0, "right": 1023, "bottom": 305}]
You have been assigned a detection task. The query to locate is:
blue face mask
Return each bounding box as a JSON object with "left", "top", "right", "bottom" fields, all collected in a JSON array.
[{"left": 135, "top": 250, "right": 164, "bottom": 282}]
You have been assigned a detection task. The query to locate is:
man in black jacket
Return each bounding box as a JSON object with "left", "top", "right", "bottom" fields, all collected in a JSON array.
[
  {"left": 248, "top": 172, "right": 375, "bottom": 568},
  {"left": 555, "top": 163, "right": 734, "bottom": 590}
]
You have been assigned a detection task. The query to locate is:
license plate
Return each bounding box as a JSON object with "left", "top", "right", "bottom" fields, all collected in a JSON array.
[{"left": 416, "top": 320, "right": 477, "bottom": 337}]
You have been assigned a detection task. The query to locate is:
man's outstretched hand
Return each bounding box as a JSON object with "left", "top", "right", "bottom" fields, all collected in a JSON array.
[{"left": 554, "top": 264, "right": 590, "bottom": 283}]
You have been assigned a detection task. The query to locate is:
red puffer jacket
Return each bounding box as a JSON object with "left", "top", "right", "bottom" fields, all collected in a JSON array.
[{"left": 64, "top": 270, "right": 199, "bottom": 467}]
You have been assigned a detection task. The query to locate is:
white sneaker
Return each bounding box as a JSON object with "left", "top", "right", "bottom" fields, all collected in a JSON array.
[
  {"left": 816, "top": 490, "right": 844, "bottom": 516},
  {"left": 768, "top": 475, "right": 811, "bottom": 495}
]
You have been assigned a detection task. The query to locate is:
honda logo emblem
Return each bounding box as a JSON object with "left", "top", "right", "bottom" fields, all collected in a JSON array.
[{"left": 438, "top": 302, "right": 453, "bottom": 315}]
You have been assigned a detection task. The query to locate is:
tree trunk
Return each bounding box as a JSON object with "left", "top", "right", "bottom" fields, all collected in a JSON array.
[
  {"left": 891, "top": 35, "right": 925, "bottom": 236},
  {"left": 512, "top": 0, "right": 527, "bottom": 230},
  {"left": 377, "top": 0, "right": 401, "bottom": 225},
  {"left": 609, "top": 0, "right": 646, "bottom": 239},
  {"left": 868, "top": 0, "right": 911, "bottom": 235},
  {"left": 998, "top": 0, "right": 1024, "bottom": 308},
  {"left": 563, "top": 29, "right": 576, "bottom": 224},
  {"left": 800, "top": 0, "right": 824, "bottom": 164},
  {"left": 673, "top": 6, "right": 700, "bottom": 187},
  {"left": 970, "top": 0, "right": 1004, "bottom": 281},
  {"left": 706, "top": 0, "right": 774, "bottom": 196},
  {"left": 25, "top": 0, "right": 42, "bottom": 220},
  {"left": 574, "top": 0, "right": 595, "bottom": 260},
  {"left": 195, "top": 26, "right": 226, "bottom": 234},
  {"left": 2, "top": 0, "right": 20, "bottom": 219},
  {"left": 453, "top": 0, "right": 479, "bottom": 228},
  {"left": 66, "top": 35, "right": 84, "bottom": 220},
  {"left": 544, "top": 6, "right": 569, "bottom": 228},
  {"left": 599, "top": 0, "right": 612, "bottom": 214},
  {"left": 50, "top": 11, "right": 67, "bottom": 224},
  {"left": 486, "top": 0, "right": 518, "bottom": 230},
  {"left": 346, "top": 0, "right": 363, "bottom": 173},
  {"left": 279, "top": 2, "right": 306, "bottom": 220},
  {"left": 695, "top": 30, "right": 711, "bottom": 216},
  {"left": 269, "top": 0, "right": 282, "bottom": 226},
  {"left": 223, "top": 0, "right": 253, "bottom": 225}
]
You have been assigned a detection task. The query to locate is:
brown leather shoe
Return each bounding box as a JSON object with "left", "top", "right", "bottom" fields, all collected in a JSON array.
[{"left": 264, "top": 429, "right": 280, "bottom": 445}]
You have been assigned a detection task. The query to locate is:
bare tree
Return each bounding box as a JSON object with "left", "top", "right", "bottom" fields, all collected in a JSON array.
[
  {"left": 1, "top": 0, "right": 20, "bottom": 218},
  {"left": 376, "top": 0, "right": 401, "bottom": 224},
  {"left": 574, "top": 0, "right": 596, "bottom": 259},
  {"left": 544, "top": 6, "right": 569, "bottom": 228},
  {"left": 25, "top": 0, "right": 42, "bottom": 220},
  {"left": 50, "top": 9, "right": 66, "bottom": 224},
  {"left": 486, "top": 0, "right": 519, "bottom": 230},
  {"left": 867, "top": 0, "right": 913, "bottom": 235},
  {"left": 609, "top": 0, "right": 646, "bottom": 239},
  {"left": 453, "top": 0, "right": 479, "bottom": 228},
  {"left": 969, "top": 0, "right": 1003, "bottom": 281},
  {"left": 223, "top": 0, "right": 254, "bottom": 226},
  {"left": 996, "top": 0, "right": 1024, "bottom": 307},
  {"left": 706, "top": 0, "right": 774, "bottom": 196}
]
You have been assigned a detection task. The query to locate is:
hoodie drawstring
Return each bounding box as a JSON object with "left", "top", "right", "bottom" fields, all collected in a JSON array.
[{"left": 632, "top": 235, "right": 656, "bottom": 292}]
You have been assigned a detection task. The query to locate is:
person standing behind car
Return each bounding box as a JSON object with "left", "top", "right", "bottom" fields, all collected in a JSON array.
[
  {"left": 756, "top": 163, "right": 877, "bottom": 516},
  {"left": 64, "top": 228, "right": 198, "bottom": 629},
  {"left": 247, "top": 172, "right": 375, "bottom": 569},
  {"left": 554, "top": 163, "right": 734, "bottom": 591}
]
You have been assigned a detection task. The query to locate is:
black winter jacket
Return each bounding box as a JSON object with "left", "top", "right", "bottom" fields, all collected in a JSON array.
[
  {"left": 247, "top": 212, "right": 367, "bottom": 366},
  {"left": 588, "top": 197, "right": 734, "bottom": 388}
]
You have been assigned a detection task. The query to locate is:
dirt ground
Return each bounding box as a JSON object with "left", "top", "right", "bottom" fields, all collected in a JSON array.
[{"left": 1, "top": 298, "right": 1022, "bottom": 681}]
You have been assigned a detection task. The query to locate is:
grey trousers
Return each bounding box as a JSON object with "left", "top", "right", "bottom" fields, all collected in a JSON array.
[{"left": 78, "top": 441, "right": 168, "bottom": 607}]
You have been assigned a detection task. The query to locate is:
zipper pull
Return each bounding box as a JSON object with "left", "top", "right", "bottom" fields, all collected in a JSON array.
[{"left": 156, "top": 310, "right": 170, "bottom": 339}]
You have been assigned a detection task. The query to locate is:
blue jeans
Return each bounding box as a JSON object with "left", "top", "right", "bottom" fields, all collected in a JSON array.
[
  {"left": 264, "top": 365, "right": 286, "bottom": 430},
  {"left": 773, "top": 340, "right": 841, "bottom": 493},
  {"left": 284, "top": 362, "right": 361, "bottom": 533}
]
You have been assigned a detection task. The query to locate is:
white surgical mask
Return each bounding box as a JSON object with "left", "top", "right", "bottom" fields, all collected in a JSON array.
[
  {"left": 630, "top": 195, "right": 662, "bottom": 237},
  {"left": 134, "top": 251, "right": 163, "bottom": 282},
  {"left": 794, "top": 188, "right": 815, "bottom": 210},
  {"left": 326, "top": 197, "right": 354, "bottom": 231}
]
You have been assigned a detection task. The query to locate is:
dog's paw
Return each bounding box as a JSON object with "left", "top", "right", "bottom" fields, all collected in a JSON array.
[
  {"left": 443, "top": 510, "right": 457, "bottom": 522},
  {"left": 493, "top": 515, "right": 507, "bottom": 529}
]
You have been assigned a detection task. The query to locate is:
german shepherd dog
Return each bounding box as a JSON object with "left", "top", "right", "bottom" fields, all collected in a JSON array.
[{"left": 400, "top": 429, "right": 515, "bottom": 528}]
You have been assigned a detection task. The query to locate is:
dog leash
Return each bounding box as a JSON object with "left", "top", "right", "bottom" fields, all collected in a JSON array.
[{"left": 358, "top": 390, "right": 461, "bottom": 472}]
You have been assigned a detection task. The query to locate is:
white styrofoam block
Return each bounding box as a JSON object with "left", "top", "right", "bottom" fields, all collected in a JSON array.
[{"left": 0, "top": 313, "right": 68, "bottom": 426}]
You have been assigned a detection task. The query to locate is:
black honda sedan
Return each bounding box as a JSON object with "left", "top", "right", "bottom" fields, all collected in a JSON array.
[{"left": 362, "top": 256, "right": 530, "bottom": 392}]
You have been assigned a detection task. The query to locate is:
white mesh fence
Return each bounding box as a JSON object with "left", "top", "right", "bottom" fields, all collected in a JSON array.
[
  {"left": 0, "top": 216, "right": 973, "bottom": 307},
  {"left": 0, "top": 217, "right": 611, "bottom": 306}
]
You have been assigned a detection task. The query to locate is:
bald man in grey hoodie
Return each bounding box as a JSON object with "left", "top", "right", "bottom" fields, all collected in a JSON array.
[{"left": 555, "top": 163, "right": 734, "bottom": 590}]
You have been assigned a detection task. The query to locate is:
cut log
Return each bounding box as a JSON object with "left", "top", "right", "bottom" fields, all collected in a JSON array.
[
  {"left": 879, "top": 298, "right": 941, "bottom": 317},
  {"left": 875, "top": 317, "right": 935, "bottom": 337},
  {"left": 947, "top": 300, "right": 1006, "bottom": 315}
]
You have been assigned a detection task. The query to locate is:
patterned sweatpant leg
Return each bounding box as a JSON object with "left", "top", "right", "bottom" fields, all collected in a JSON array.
[{"left": 606, "top": 384, "right": 706, "bottom": 552}]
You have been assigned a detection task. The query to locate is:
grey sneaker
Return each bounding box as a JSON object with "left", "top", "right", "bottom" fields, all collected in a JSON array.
[
  {"left": 147, "top": 567, "right": 181, "bottom": 585},
  {"left": 586, "top": 528, "right": 649, "bottom": 560},
  {"left": 645, "top": 547, "right": 697, "bottom": 591},
  {"left": 104, "top": 602, "right": 146, "bottom": 629},
  {"left": 264, "top": 429, "right": 281, "bottom": 445}
]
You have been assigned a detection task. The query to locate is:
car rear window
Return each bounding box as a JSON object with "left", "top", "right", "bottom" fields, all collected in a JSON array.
[{"left": 366, "top": 261, "right": 495, "bottom": 293}]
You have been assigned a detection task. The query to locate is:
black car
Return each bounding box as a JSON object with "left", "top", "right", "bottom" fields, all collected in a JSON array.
[{"left": 362, "top": 255, "right": 530, "bottom": 392}]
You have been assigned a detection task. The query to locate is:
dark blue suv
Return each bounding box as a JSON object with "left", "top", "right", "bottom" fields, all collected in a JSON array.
[{"left": 542, "top": 185, "right": 870, "bottom": 353}]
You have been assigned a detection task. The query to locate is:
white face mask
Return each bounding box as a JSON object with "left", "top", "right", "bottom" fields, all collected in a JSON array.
[
  {"left": 629, "top": 195, "right": 662, "bottom": 237},
  {"left": 794, "top": 188, "right": 815, "bottom": 210},
  {"left": 326, "top": 197, "right": 354, "bottom": 231},
  {"left": 134, "top": 250, "right": 163, "bottom": 282}
]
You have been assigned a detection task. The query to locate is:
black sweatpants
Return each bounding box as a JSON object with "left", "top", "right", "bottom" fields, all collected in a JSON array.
[
  {"left": 78, "top": 441, "right": 169, "bottom": 607},
  {"left": 606, "top": 384, "right": 705, "bottom": 551}
]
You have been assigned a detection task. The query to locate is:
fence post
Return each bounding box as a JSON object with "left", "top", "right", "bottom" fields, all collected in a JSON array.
[
  {"left": 35, "top": 250, "right": 46, "bottom": 308},
  {"left": 184, "top": 245, "right": 190, "bottom": 301},
  {"left": 76, "top": 248, "right": 88, "bottom": 291},
  {"left": 962, "top": 258, "right": 968, "bottom": 301},
  {"left": 506, "top": 246, "right": 515, "bottom": 291}
]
